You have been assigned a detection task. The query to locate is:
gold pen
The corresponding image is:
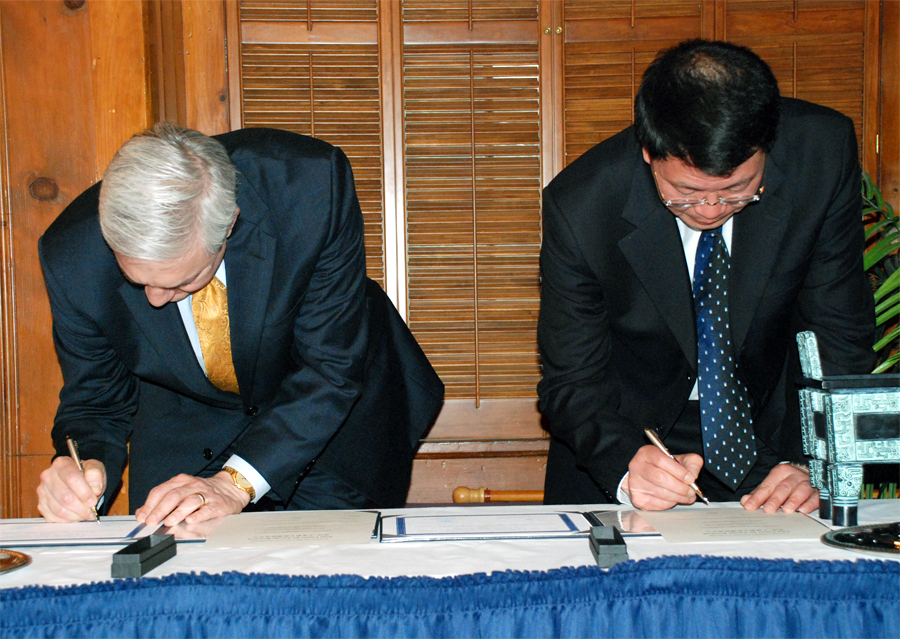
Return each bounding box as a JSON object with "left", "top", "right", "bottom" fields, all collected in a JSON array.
[
  {"left": 643, "top": 428, "right": 710, "bottom": 505},
  {"left": 65, "top": 436, "right": 101, "bottom": 522}
]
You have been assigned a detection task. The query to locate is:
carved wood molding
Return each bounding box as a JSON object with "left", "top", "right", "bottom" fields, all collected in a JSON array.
[
  {"left": 0, "top": 16, "right": 19, "bottom": 518},
  {"left": 416, "top": 438, "right": 549, "bottom": 459}
]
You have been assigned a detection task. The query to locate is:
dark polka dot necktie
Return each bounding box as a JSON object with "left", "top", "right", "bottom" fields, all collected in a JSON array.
[{"left": 693, "top": 228, "right": 756, "bottom": 489}]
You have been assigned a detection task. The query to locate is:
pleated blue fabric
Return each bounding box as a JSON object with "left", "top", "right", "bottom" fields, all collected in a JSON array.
[{"left": 1, "top": 556, "right": 896, "bottom": 639}]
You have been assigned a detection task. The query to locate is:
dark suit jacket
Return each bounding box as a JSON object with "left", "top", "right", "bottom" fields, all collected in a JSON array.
[
  {"left": 40, "top": 128, "right": 444, "bottom": 511},
  {"left": 537, "top": 98, "right": 876, "bottom": 499}
]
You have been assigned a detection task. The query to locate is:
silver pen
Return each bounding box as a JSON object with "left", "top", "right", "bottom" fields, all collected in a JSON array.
[
  {"left": 643, "top": 429, "right": 710, "bottom": 505},
  {"left": 66, "top": 436, "right": 101, "bottom": 522}
]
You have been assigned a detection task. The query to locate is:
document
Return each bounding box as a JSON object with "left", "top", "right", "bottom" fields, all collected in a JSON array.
[
  {"left": 204, "top": 510, "right": 380, "bottom": 548},
  {"left": 160, "top": 516, "right": 229, "bottom": 542},
  {"left": 0, "top": 517, "right": 156, "bottom": 547},
  {"left": 380, "top": 511, "right": 593, "bottom": 542},
  {"left": 636, "top": 507, "right": 830, "bottom": 543},
  {"left": 589, "top": 510, "right": 661, "bottom": 536}
]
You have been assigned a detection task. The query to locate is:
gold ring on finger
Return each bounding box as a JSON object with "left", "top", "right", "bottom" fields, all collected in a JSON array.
[{"left": 194, "top": 493, "right": 207, "bottom": 508}]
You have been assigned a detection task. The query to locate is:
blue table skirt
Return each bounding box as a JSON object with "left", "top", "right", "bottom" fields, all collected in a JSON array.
[{"left": 1, "top": 556, "right": 897, "bottom": 638}]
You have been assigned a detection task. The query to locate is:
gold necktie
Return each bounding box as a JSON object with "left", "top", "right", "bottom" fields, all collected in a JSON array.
[{"left": 192, "top": 276, "right": 240, "bottom": 394}]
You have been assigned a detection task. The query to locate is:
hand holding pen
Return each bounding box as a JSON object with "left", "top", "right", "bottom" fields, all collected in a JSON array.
[
  {"left": 66, "top": 437, "right": 101, "bottom": 522},
  {"left": 36, "top": 438, "right": 107, "bottom": 523},
  {"left": 643, "top": 429, "right": 710, "bottom": 505}
]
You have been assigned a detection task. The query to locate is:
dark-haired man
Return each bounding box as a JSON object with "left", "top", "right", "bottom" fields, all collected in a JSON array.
[{"left": 538, "top": 39, "right": 875, "bottom": 512}]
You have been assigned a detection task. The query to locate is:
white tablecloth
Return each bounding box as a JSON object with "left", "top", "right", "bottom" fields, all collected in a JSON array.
[{"left": 1, "top": 500, "right": 897, "bottom": 590}]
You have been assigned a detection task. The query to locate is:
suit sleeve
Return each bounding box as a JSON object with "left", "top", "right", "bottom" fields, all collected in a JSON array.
[
  {"left": 537, "top": 189, "right": 646, "bottom": 498},
  {"left": 793, "top": 117, "right": 876, "bottom": 375},
  {"left": 38, "top": 239, "right": 137, "bottom": 510},
  {"left": 232, "top": 146, "right": 370, "bottom": 501}
]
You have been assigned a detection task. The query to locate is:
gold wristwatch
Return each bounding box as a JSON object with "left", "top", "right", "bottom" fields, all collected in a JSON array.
[{"left": 223, "top": 466, "right": 256, "bottom": 501}]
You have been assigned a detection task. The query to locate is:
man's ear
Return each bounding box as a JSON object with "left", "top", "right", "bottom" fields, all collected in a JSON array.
[
  {"left": 226, "top": 207, "right": 240, "bottom": 238},
  {"left": 641, "top": 148, "right": 652, "bottom": 164}
]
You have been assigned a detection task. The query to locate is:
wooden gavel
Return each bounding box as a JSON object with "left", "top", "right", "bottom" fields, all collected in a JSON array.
[{"left": 452, "top": 486, "right": 544, "bottom": 503}]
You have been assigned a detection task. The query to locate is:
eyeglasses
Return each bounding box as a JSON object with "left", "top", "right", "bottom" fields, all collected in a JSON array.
[{"left": 653, "top": 171, "right": 765, "bottom": 210}]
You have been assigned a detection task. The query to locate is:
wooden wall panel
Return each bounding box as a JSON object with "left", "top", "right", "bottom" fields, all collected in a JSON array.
[
  {"left": 424, "top": 397, "right": 543, "bottom": 439},
  {"left": 183, "top": 0, "right": 230, "bottom": 134},
  {"left": 408, "top": 451, "right": 547, "bottom": 504},
  {"left": 0, "top": 0, "right": 148, "bottom": 517},
  {"left": 90, "top": 1, "right": 152, "bottom": 171},
  {"left": 882, "top": 0, "right": 899, "bottom": 207},
  {"left": 0, "top": 2, "right": 12, "bottom": 519},
  {"left": 378, "top": 0, "right": 406, "bottom": 305},
  {"left": 0, "top": 0, "right": 96, "bottom": 518},
  {"left": 539, "top": 0, "right": 564, "bottom": 187}
]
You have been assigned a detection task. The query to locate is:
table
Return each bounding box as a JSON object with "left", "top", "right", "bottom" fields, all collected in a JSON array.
[{"left": 1, "top": 501, "right": 897, "bottom": 638}]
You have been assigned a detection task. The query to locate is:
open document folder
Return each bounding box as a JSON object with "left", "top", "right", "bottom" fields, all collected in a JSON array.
[
  {"left": 380, "top": 511, "right": 608, "bottom": 542},
  {"left": 0, "top": 517, "right": 156, "bottom": 547},
  {"left": 203, "top": 510, "right": 380, "bottom": 548}
]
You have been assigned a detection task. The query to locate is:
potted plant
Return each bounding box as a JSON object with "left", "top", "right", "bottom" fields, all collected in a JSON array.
[
  {"left": 860, "top": 173, "right": 899, "bottom": 499},
  {"left": 862, "top": 172, "right": 899, "bottom": 374}
]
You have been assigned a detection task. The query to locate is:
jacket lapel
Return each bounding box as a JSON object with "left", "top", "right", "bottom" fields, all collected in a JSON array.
[
  {"left": 618, "top": 165, "right": 697, "bottom": 368},
  {"left": 225, "top": 172, "right": 276, "bottom": 402},
  {"left": 730, "top": 156, "right": 789, "bottom": 355},
  {"left": 118, "top": 282, "right": 237, "bottom": 402}
]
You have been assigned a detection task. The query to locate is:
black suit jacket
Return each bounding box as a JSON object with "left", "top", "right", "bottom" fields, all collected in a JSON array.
[
  {"left": 537, "top": 99, "right": 876, "bottom": 498},
  {"left": 40, "top": 128, "right": 444, "bottom": 511}
]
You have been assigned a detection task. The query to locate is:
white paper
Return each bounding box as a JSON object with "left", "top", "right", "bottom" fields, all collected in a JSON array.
[
  {"left": 381, "top": 511, "right": 591, "bottom": 542},
  {"left": 637, "top": 507, "right": 830, "bottom": 544},
  {"left": 204, "top": 510, "right": 379, "bottom": 548},
  {"left": 589, "top": 510, "right": 661, "bottom": 536},
  {"left": 0, "top": 517, "right": 155, "bottom": 547}
]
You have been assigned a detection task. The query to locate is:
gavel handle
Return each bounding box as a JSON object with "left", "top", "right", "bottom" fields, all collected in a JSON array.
[{"left": 453, "top": 486, "right": 545, "bottom": 503}]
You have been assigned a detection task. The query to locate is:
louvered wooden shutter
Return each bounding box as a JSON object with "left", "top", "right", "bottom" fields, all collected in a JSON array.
[
  {"left": 562, "top": 1, "right": 705, "bottom": 164},
  {"left": 722, "top": 0, "right": 875, "bottom": 159},
  {"left": 239, "top": 1, "right": 386, "bottom": 287},
  {"left": 403, "top": 3, "right": 543, "bottom": 403},
  {"left": 560, "top": 0, "right": 876, "bottom": 166}
]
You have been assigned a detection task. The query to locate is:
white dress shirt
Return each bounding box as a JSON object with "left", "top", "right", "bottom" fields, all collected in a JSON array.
[
  {"left": 617, "top": 218, "right": 734, "bottom": 505},
  {"left": 176, "top": 261, "right": 270, "bottom": 503}
]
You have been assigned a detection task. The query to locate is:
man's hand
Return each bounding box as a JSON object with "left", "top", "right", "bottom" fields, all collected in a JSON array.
[
  {"left": 135, "top": 472, "right": 251, "bottom": 527},
  {"left": 37, "top": 457, "right": 106, "bottom": 522},
  {"left": 625, "top": 445, "right": 704, "bottom": 510},
  {"left": 740, "top": 464, "right": 818, "bottom": 514}
]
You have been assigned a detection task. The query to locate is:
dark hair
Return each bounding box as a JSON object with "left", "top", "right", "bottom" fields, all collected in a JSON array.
[{"left": 634, "top": 39, "right": 780, "bottom": 176}]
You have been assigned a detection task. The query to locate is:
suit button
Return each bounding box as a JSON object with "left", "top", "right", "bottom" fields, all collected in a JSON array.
[
  {"left": 245, "top": 405, "right": 258, "bottom": 416},
  {"left": 203, "top": 448, "right": 213, "bottom": 460}
]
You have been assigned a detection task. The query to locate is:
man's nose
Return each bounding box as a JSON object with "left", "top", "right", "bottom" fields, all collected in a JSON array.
[
  {"left": 696, "top": 198, "right": 730, "bottom": 214},
  {"left": 144, "top": 286, "right": 175, "bottom": 307}
]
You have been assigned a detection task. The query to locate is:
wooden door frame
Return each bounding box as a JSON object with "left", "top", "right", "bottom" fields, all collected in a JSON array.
[{"left": 0, "top": 14, "right": 18, "bottom": 518}]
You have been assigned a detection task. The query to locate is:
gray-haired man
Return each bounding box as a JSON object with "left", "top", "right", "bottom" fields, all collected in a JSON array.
[{"left": 37, "top": 124, "right": 443, "bottom": 526}]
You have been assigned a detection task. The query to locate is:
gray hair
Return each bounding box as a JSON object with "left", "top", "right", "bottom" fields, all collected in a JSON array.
[{"left": 99, "top": 123, "right": 237, "bottom": 261}]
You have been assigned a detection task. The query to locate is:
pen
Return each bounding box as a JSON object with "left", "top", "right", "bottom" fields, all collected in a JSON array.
[
  {"left": 66, "top": 436, "right": 101, "bottom": 522},
  {"left": 643, "top": 429, "right": 710, "bottom": 506}
]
